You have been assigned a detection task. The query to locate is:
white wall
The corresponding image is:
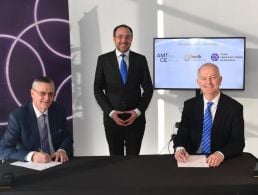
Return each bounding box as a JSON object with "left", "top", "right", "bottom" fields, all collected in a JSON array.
[{"left": 69, "top": 0, "right": 258, "bottom": 157}]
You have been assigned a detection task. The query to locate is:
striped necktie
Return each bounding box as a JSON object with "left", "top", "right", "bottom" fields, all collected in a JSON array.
[{"left": 201, "top": 102, "right": 213, "bottom": 154}]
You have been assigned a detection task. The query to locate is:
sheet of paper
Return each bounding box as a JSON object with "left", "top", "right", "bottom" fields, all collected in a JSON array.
[
  {"left": 177, "top": 155, "right": 209, "bottom": 168},
  {"left": 10, "top": 161, "right": 62, "bottom": 171}
]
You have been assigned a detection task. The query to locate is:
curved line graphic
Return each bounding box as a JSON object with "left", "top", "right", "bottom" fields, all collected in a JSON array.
[
  {"left": 55, "top": 75, "right": 72, "bottom": 100},
  {"left": 34, "top": 0, "right": 71, "bottom": 59},
  {"left": 54, "top": 75, "right": 73, "bottom": 120},
  {"left": 5, "top": 18, "right": 70, "bottom": 107},
  {"left": 3, "top": 34, "right": 46, "bottom": 106},
  {"left": 1, "top": 2, "right": 72, "bottom": 126}
]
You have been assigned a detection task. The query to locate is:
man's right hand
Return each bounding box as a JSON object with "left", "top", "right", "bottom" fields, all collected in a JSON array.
[
  {"left": 32, "top": 151, "right": 51, "bottom": 163},
  {"left": 174, "top": 148, "right": 189, "bottom": 162},
  {"left": 111, "top": 111, "right": 128, "bottom": 126}
]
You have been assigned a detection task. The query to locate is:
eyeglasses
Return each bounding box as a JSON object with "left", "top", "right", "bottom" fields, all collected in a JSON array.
[
  {"left": 32, "top": 89, "right": 55, "bottom": 98},
  {"left": 115, "top": 35, "right": 132, "bottom": 40}
]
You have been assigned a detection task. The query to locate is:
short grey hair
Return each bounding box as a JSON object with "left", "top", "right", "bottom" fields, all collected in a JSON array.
[{"left": 32, "top": 76, "right": 55, "bottom": 91}]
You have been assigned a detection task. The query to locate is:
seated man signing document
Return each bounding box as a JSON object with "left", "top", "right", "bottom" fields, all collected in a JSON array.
[
  {"left": 173, "top": 63, "right": 245, "bottom": 167},
  {"left": 0, "top": 76, "right": 73, "bottom": 163}
]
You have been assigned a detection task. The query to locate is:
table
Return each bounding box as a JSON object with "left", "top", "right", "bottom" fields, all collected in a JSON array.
[{"left": 0, "top": 153, "right": 258, "bottom": 195}]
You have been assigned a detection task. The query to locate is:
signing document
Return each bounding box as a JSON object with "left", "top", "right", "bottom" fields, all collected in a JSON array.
[
  {"left": 10, "top": 161, "right": 62, "bottom": 171},
  {"left": 177, "top": 155, "right": 209, "bottom": 168}
]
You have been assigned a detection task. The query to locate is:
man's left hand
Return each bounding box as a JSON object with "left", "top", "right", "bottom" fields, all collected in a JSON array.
[
  {"left": 51, "top": 149, "right": 69, "bottom": 163},
  {"left": 207, "top": 151, "right": 224, "bottom": 167},
  {"left": 123, "top": 110, "right": 137, "bottom": 126}
]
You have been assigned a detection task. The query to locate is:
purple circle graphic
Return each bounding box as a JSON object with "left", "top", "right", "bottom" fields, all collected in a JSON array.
[{"left": 211, "top": 53, "right": 219, "bottom": 61}]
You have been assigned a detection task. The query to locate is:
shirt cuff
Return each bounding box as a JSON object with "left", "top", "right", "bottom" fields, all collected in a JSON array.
[
  {"left": 25, "top": 151, "right": 36, "bottom": 162},
  {"left": 109, "top": 109, "right": 141, "bottom": 117},
  {"left": 109, "top": 110, "right": 115, "bottom": 118},
  {"left": 216, "top": 151, "right": 224, "bottom": 159},
  {"left": 175, "top": 146, "right": 185, "bottom": 151},
  {"left": 134, "top": 108, "right": 141, "bottom": 117},
  {"left": 57, "top": 149, "right": 67, "bottom": 154}
]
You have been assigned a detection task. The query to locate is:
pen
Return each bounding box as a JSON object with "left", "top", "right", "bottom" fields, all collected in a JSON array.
[
  {"left": 180, "top": 149, "right": 187, "bottom": 161},
  {"left": 38, "top": 148, "right": 52, "bottom": 162}
]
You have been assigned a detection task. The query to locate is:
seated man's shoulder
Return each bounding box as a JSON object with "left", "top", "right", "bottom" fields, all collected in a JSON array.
[
  {"left": 98, "top": 51, "right": 114, "bottom": 59},
  {"left": 221, "top": 93, "right": 243, "bottom": 108},
  {"left": 10, "top": 102, "right": 31, "bottom": 117},
  {"left": 49, "top": 102, "right": 66, "bottom": 112},
  {"left": 184, "top": 95, "right": 201, "bottom": 105}
]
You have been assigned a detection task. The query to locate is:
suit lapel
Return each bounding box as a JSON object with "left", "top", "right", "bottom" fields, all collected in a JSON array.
[
  {"left": 126, "top": 51, "right": 137, "bottom": 84},
  {"left": 195, "top": 96, "right": 204, "bottom": 139},
  {"left": 212, "top": 94, "right": 225, "bottom": 130},
  {"left": 48, "top": 105, "right": 55, "bottom": 137},
  {"left": 126, "top": 52, "right": 135, "bottom": 85},
  {"left": 28, "top": 102, "right": 41, "bottom": 148}
]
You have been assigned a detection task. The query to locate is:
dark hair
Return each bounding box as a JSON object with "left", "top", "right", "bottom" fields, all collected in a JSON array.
[
  {"left": 113, "top": 24, "right": 133, "bottom": 37},
  {"left": 32, "top": 76, "right": 55, "bottom": 89}
]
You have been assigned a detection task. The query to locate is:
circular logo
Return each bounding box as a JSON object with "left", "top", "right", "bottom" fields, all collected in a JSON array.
[
  {"left": 211, "top": 53, "right": 219, "bottom": 61},
  {"left": 184, "top": 55, "right": 190, "bottom": 61}
]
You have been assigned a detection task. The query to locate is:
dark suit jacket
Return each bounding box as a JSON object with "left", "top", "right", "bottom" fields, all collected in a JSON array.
[
  {"left": 94, "top": 50, "right": 153, "bottom": 123},
  {"left": 174, "top": 93, "right": 245, "bottom": 159},
  {"left": 0, "top": 101, "right": 73, "bottom": 161}
]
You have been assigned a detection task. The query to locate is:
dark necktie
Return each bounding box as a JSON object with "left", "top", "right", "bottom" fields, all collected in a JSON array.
[
  {"left": 201, "top": 102, "right": 213, "bottom": 154},
  {"left": 120, "top": 54, "right": 127, "bottom": 84},
  {"left": 40, "top": 114, "right": 50, "bottom": 154}
]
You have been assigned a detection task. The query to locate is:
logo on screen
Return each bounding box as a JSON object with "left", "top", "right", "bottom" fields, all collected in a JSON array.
[
  {"left": 211, "top": 53, "right": 219, "bottom": 61},
  {"left": 156, "top": 53, "right": 168, "bottom": 62},
  {"left": 184, "top": 54, "right": 202, "bottom": 61}
]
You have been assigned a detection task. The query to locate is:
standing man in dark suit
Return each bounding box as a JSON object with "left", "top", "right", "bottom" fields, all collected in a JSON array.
[
  {"left": 94, "top": 24, "right": 153, "bottom": 156},
  {"left": 174, "top": 63, "right": 245, "bottom": 167},
  {"left": 0, "top": 76, "right": 73, "bottom": 163}
]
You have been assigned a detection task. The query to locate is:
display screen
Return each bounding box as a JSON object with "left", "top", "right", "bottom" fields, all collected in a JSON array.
[{"left": 153, "top": 37, "right": 246, "bottom": 90}]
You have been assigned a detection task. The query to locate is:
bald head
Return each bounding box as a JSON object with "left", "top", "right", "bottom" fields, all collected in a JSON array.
[{"left": 197, "top": 63, "right": 220, "bottom": 78}]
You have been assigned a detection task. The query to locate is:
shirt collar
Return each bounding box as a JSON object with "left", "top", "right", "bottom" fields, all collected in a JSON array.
[
  {"left": 115, "top": 49, "right": 130, "bottom": 58},
  {"left": 203, "top": 92, "right": 220, "bottom": 107},
  {"left": 32, "top": 102, "right": 48, "bottom": 118}
]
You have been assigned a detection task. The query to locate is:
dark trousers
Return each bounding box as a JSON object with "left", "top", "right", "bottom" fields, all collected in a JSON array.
[{"left": 104, "top": 116, "right": 145, "bottom": 156}]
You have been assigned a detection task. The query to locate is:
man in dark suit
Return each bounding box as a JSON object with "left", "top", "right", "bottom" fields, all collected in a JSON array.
[
  {"left": 174, "top": 63, "right": 245, "bottom": 167},
  {"left": 94, "top": 24, "right": 153, "bottom": 156},
  {"left": 0, "top": 76, "right": 73, "bottom": 163}
]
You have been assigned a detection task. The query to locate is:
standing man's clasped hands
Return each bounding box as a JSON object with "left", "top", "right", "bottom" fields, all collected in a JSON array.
[{"left": 111, "top": 110, "right": 137, "bottom": 126}]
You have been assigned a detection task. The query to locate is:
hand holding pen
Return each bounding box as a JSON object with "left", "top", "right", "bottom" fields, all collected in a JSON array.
[
  {"left": 175, "top": 148, "right": 189, "bottom": 162},
  {"left": 31, "top": 149, "right": 51, "bottom": 163}
]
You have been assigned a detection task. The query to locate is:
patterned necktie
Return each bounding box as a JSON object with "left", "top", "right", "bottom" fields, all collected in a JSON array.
[
  {"left": 201, "top": 102, "right": 213, "bottom": 154},
  {"left": 120, "top": 54, "right": 127, "bottom": 84},
  {"left": 40, "top": 114, "right": 50, "bottom": 154}
]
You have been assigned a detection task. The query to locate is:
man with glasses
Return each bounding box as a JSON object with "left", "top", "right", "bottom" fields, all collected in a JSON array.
[
  {"left": 0, "top": 76, "right": 73, "bottom": 163},
  {"left": 94, "top": 24, "right": 153, "bottom": 156}
]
